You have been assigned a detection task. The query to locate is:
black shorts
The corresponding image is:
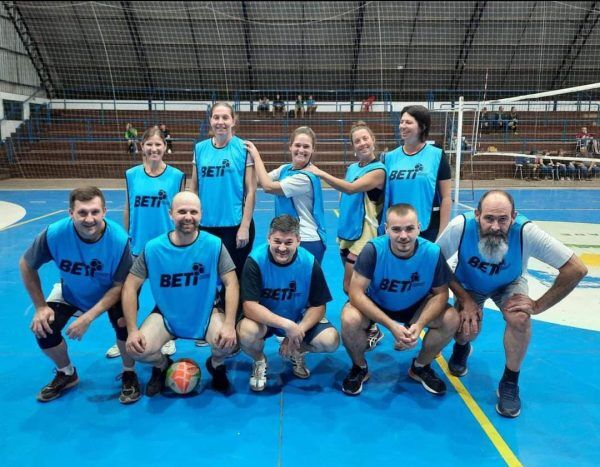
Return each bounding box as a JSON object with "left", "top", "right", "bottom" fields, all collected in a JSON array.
[
  {"left": 264, "top": 319, "right": 334, "bottom": 345},
  {"left": 36, "top": 301, "right": 127, "bottom": 349}
]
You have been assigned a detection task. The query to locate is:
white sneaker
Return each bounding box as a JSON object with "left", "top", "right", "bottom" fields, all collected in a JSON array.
[
  {"left": 161, "top": 340, "right": 176, "bottom": 356},
  {"left": 106, "top": 344, "right": 120, "bottom": 358},
  {"left": 195, "top": 339, "right": 209, "bottom": 347},
  {"left": 288, "top": 352, "right": 310, "bottom": 379},
  {"left": 250, "top": 358, "right": 268, "bottom": 392},
  {"left": 274, "top": 335, "right": 285, "bottom": 343}
]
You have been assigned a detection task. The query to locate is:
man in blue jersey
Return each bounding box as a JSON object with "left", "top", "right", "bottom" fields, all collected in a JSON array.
[
  {"left": 237, "top": 215, "right": 339, "bottom": 391},
  {"left": 437, "top": 190, "right": 587, "bottom": 418},
  {"left": 20, "top": 187, "right": 137, "bottom": 403},
  {"left": 123, "top": 192, "right": 239, "bottom": 398},
  {"left": 341, "top": 204, "right": 459, "bottom": 396}
]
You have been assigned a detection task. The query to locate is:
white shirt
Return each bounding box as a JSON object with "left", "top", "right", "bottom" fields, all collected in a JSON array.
[
  {"left": 436, "top": 214, "right": 574, "bottom": 273},
  {"left": 269, "top": 166, "right": 320, "bottom": 241}
]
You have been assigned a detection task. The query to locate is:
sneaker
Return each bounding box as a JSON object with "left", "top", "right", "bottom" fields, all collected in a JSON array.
[
  {"left": 37, "top": 369, "right": 79, "bottom": 402},
  {"left": 496, "top": 380, "right": 521, "bottom": 418},
  {"left": 161, "top": 340, "right": 176, "bottom": 356},
  {"left": 408, "top": 359, "right": 446, "bottom": 395},
  {"left": 342, "top": 364, "right": 369, "bottom": 395},
  {"left": 106, "top": 344, "right": 120, "bottom": 358},
  {"left": 287, "top": 352, "right": 310, "bottom": 379},
  {"left": 206, "top": 357, "right": 230, "bottom": 392},
  {"left": 146, "top": 357, "right": 172, "bottom": 397},
  {"left": 119, "top": 370, "right": 141, "bottom": 404},
  {"left": 448, "top": 342, "right": 472, "bottom": 377},
  {"left": 195, "top": 339, "right": 209, "bottom": 347},
  {"left": 250, "top": 358, "right": 268, "bottom": 392},
  {"left": 366, "top": 324, "right": 384, "bottom": 351}
]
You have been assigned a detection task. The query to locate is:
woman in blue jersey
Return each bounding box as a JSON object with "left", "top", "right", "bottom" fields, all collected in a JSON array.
[
  {"left": 383, "top": 105, "right": 451, "bottom": 241},
  {"left": 190, "top": 102, "right": 257, "bottom": 279},
  {"left": 305, "top": 121, "right": 386, "bottom": 292},
  {"left": 106, "top": 126, "right": 185, "bottom": 359},
  {"left": 247, "top": 126, "right": 327, "bottom": 264}
]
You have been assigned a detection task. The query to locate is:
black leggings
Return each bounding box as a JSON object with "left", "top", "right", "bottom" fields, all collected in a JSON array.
[
  {"left": 200, "top": 220, "right": 256, "bottom": 281},
  {"left": 36, "top": 301, "right": 127, "bottom": 349}
]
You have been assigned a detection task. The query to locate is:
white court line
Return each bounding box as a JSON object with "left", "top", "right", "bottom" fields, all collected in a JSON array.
[
  {"left": 0, "top": 209, "right": 64, "bottom": 232},
  {"left": 23, "top": 304, "right": 33, "bottom": 317},
  {"left": 457, "top": 202, "right": 474, "bottom": 210}
]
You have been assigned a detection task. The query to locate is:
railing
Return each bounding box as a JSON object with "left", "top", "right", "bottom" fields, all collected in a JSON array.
[{"left": 233, "top": 89, "right": 393, "bottom": 113}]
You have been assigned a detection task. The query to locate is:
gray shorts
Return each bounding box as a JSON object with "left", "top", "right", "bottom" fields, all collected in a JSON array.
[{"left": 466, "top": 276, "right": 529, "bottom": 311}]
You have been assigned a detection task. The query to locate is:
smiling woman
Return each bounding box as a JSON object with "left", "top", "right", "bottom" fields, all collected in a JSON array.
[
  {"left": 247, "top": 127, "right": 327, "bottom": 263},
  {"left": 0, "top": 200, "right": 26, "bottom": 229}
]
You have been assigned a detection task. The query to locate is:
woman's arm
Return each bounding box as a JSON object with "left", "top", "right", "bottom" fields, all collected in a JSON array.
[
  {"left": 245, "top": 141, "right": 285, "bottom": 195},
  {"left": 306, "top": 164, "right": 385, "bottom": 194}
]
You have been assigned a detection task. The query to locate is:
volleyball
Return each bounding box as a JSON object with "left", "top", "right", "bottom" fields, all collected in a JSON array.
[{"left": 165, "top": 358, "right": 201, "bottom": 395}]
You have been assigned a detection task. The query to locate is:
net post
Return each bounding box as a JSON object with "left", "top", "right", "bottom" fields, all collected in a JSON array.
[{"left": 454, "top": 96, "right": 464, "bottom": 206}]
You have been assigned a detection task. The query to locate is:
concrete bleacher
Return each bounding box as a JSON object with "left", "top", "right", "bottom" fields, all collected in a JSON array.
[
  {"left": 3, "top": 110, "right": 396, "bottom": 179},
  {"left": 2, "top": 108, "right": 598, "bottom": 180}
]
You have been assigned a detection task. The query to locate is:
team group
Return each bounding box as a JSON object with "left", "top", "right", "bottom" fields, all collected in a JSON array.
[{"left": 20, "top": 103, "right": 587, "bottom": 418}]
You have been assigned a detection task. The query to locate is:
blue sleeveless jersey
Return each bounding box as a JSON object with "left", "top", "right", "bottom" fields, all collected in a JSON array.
[
  {"left": 274, "top": 164, "right": 326, "bottom": 243},
  {"left": 45, "top": 217, "right": 129, "bottom": 311},
  {"left": 455, "top": 211, "right": 529, "bottom": 295},
  {"left": 338, "top": 161, "right": 385, "bottom": 241},
  {"left": 249, "top": 243, "right": 314, "bottom": 323},
  {"left": 125, "top": 164, "right": 185, "bottom": 255},
  {"left": 382, "top": 144, "right": 442, "bottom": 231},
  {"left": 145, "top": 231, "right": 222, "bottom": 339},
  {"left": 366, "top": 236, "right": 439, "bottom": 311},
  {"left": 194, "top": 135, "right": 248, "bottom": 227}
]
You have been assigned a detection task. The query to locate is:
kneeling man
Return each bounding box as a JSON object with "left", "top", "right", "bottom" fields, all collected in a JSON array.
[
  {"left": 342, "top": 203, "right": 459, "bottom": 396},
  {"left": 123, "top": 192, "right": 239, "bottom": 399},
  {"left": 237, "top": 215, "right": 339, "bottom": 391}
]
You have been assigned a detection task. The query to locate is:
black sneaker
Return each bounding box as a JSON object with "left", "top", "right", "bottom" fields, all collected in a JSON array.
[
  {"left": 366, "top": 325, "right": 384, "bottom": 352},
  {"left": 408, "top": 359, "right": 447, "bottom": 395},
  {"left": 342, "top": 364, "right": 370, "bottom": 395},
  {"left": 37, "top": 369, "right": 79, "bottom": 402},
  {"left": 448, "top": 342, "right": 472, "bottom": 377},
  {"left": 146, "top": 357, "right": 172, "bottom": 397},
  {"left": 496, "top": 380, "right": 521, "bottom": 418},
  {"left": 206, "top": 357, "right": 231, "bottom": 392},
  {"left": 119, "top": 371, "right": 141, "bottom": 404}
]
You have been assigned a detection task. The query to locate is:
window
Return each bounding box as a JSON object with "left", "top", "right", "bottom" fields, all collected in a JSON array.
[{"left": 2, "top": 100, "right": 23, "bottom": 121}]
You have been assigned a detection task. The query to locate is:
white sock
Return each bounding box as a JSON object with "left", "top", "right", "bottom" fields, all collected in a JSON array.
[
  {"left": 122, "top": 366, "right": 135, "bottom": 373},
  {"left": 58, "top": 364, "right": 74, "bottom": 375},
  {"left": 414, "top": 360, "right": 426, "bottom": 368}
]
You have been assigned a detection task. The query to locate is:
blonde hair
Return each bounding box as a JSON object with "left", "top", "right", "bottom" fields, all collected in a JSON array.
[{"left": 350, "top": 120, "right": 377, "bottom": 153}]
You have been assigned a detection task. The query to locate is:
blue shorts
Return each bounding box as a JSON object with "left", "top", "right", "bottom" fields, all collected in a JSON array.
[{"left": 264, "top": 319, "right": 334, "bottom": 344}]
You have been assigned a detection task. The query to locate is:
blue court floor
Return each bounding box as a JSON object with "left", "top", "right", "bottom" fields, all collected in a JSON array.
[{"left": 0, "top": 188, "right": 599, "bottom": 467}]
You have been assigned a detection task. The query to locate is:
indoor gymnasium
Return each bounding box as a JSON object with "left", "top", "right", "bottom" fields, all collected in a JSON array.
[{"left": 0, "top": 2, "right": 599, "bottom": 466}]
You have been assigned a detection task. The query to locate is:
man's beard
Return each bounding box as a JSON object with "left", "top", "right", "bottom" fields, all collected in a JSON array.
[{"left": 478, "top": 230, "right": 508, "bottom": 264}]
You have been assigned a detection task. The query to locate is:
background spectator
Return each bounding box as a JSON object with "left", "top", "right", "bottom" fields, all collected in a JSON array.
[
  {"left": 305, "top": 95, "right": 317, "bottom": 117},
  {"left": 273, "top": 94, "right": 285, "bottom": 117},
  {"left": 576, "top": 126, "right": 599, "bottom": 155},
  {"left": 294, "top": 95, "right": 305, "bottom": 118},
  {"left": 257, "top": 96, "right": 270, "bottom": 117},
  {"left": 125, "top": 123, "right": 138, "bottom": 155},
  {"left": 480, "top": 107, "right": 491, "bottom": 133},
  {"left": 507, "top": 106, "right": 518, "bottom": 134},
  {"left": 159, "top": 123, "right": 173, "bottom": 154}
]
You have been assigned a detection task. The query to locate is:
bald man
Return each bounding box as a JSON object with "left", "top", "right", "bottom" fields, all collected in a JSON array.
[
  {"left": 122, "top": 192, "right": 239, "bottom": 401},
  {"left": 437, "top": 190, "right": 587, "bottom": 417}
]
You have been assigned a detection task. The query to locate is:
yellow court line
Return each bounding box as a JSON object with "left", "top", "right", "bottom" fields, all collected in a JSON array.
[
  {"left": 337, "top": 200, "right": 520, "bottom": 463},
  {"left": 435, "top": 354, "right": 523, "bottom": 466},
  {"left": 416, "top": 331, "right": 522, "bottom": 466},
  {"left": 580, "top": 253, "right": 600, "bottom": 267},
  {"left": 0, "top": 210, "right": 65, "bottom": 232}
]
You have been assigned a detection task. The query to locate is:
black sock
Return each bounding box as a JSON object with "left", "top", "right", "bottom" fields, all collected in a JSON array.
[{"left": 501, "top": 366, "right": 520, "bottom": 384}]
